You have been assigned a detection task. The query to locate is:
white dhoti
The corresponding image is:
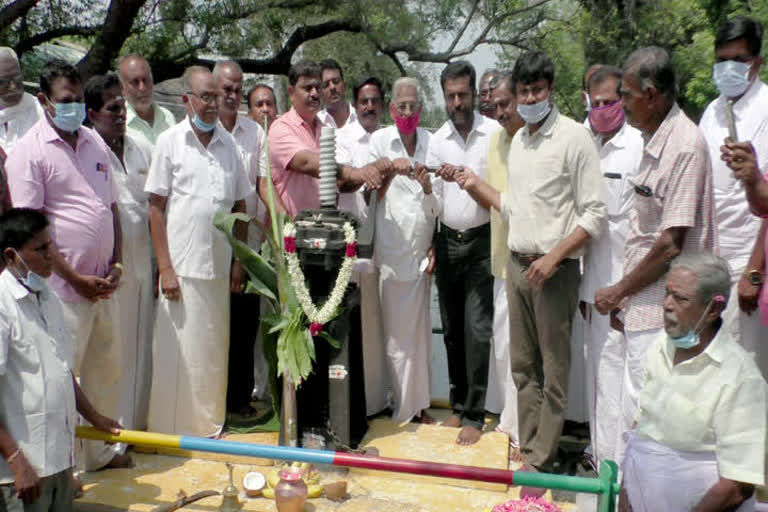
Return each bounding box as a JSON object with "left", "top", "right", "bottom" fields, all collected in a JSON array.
[
  {"left": 723, "top": 278, "right": 768, "bottom": 381},
  {"left": 148, "top": 275, "right": 230, "bottom": 437},
  {"left": 355, "top": 265, "right": 389, "bottom": 416},
  {"left": 485, "top": 278, "right": 519, "bottom": 442},
  {"left": 62, "top": 297, "right": 123, "bottom": 471},
  {"left": 583, "top": 303, "right": 625, "bottom": 465},
  {"left": 116, "top": 272, "right": 154, "bottom": 431},
  {"left": 566, "top": 308, "right": 589, "bottom": 423},
  {"left": 379, "top": 274, "right": 432, "bottom": 423},
  {"left": 623, "top": 431, "right": 755, "bottom": 512},
  {"left": 619, "top": 327, "right": 663, "bottom": 465}
]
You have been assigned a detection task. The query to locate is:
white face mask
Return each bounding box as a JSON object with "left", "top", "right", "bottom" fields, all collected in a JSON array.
[
  {"left": 712, "top": 60, "right": 751, "bottom": 98},
  {"left": 517, "top": 98, "right": 551, "bottom": 125}
]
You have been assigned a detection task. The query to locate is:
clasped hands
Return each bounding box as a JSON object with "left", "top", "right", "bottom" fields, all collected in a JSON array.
[
  {"left": 720, "top": 139, "right": 762, "bottom": 186},
  {"left": 360, "top": 157, "right": 432, "bottom": 194}
]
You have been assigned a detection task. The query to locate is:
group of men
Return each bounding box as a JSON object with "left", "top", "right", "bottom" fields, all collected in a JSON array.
[{"left": 1, "top": 12, "right": 768, "bottom": 512}]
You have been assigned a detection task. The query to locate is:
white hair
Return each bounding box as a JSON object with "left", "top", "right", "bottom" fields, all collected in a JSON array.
[
  {"left": 391, "top": 77, "right": 423, "bottom": 104},
  {"left": 670, "top": 252, "right": 731, "bottom": 306},
  {"left": 0, "top": 47, "right": 19, "bottom": 67},
  {"left": 212, "top": 60, "right": 243, "bottom": 82}
]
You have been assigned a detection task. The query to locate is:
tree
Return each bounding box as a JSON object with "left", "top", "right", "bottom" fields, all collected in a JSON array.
[{"left": 1, "top": 0, "right": 553, "bottom": 86}]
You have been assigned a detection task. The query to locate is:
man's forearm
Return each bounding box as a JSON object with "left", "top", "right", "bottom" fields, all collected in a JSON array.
[
  {"left": 548, "top": 226, "right": 591, "bottom": 264},
  {"left": 148, "top": 196, "right": 173, "bottom": 272},
  {"left": 287, "top": 150, "right": 320, "bottom": 177},
  {"left": 52, "top": 245, "right": 80, "bottom": 284},
  {"left": 465, "top": 178, "right": 501, "bottom": 212},
  {"left": 232, "top": 199, "right": 247, "bottom": 243},
  {"left": 746, "top": 220, "right": 767, "bottom": 274},
  {"left": 745, "top": 177, "right": 768, "bottom": 216},
  {"left": 616, "top": 227, "right": 687, "bottom": 299},
  {"left": 0, "top": 423, "right": 19, "bottom": 460},
  {"left": 110, "top": 203, "right": 122, "bottom": 264},
  {"left": 338, "top": 165, "right": 363, "bottom": 192},
  {"left": 692, "top": 478, "right": 753, "bottom": 512},
  {"left": 73, "top": 374, "right": 99, "bottom": 424}
]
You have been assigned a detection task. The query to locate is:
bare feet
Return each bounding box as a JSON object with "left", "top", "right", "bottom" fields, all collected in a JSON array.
[
  {"left": 414, "top": 410, "right": 436, "bottom": 424},
  {"left": 518, "top": 463, "right": 546, "bottom": 498},
  {"left": 441, "top": 415, "right": 461, "bottom": 428},
  {"left": 105, "top": 452, "right": 134, "bottom": 469},
  {"left": 456, "top": 426, "right": 482, "bottom": 445},
  {"left": 72, "top": 474, "right": 84, "bottom": 499}
]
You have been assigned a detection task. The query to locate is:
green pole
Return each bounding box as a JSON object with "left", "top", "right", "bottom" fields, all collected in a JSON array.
[{"left": 597, "top": 460, "right": 619, "bottom": 512}]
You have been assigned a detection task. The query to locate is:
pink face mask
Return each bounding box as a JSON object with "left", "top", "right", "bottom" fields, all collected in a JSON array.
[
  {"left": 589, "top": 100, "right": 625, "bottom": 134},
  {"left": 390, "top": 104, "right": 420, "bottom": 135}
]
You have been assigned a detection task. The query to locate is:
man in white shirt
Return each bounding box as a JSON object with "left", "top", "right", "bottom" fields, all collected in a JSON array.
[
  {"left": 145, "top": 66, "right": 251, "bottom": 437},
  {"left": 213, "top": 60, "right": 269, "bottom": 418},
  {"left": 478, "top": 69, "right": 500, "bottom": 120},
  {"left": 247, "top": 84, "right": 278, "bottom": 130},
  {"left": 428, "top": 60, "right": 500, "bottom": 445},
  {"left": 454, "top": 51, "right": 605, "bottom": 474},
  {"left": 85, "top": 73, "right": 154, "bottom": 434},
  {"left": 578, "top": 65, "right": 644, "bottom": 466},
  {"left": 317, "top": 59, "right": 356, "bottom": 129},
  {"left": 0, "top": 48, "right": 43, "bottom": 154},
  {"left": 335, "top": 76, "right": 392, "bottom": 417},
  {"left": 0, "top": 208, "right": 121, "bottom": 510},
  {"left": 699, "top": 16, "right": 768, "bottom": 379},
  {"left": 622, "top": 252, "right": 766, "bottom": 512},
  {"left": 118, "top": 55, "right": 176, "bottom": 147},
  {"left": 369, "top": 77, "right": 438, "bottom": 424}
]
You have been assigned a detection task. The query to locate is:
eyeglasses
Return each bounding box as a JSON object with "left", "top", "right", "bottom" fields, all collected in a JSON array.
[
  {"left": 187, "top": 91, "right": 218, "bottom": 104},
  {"left": 0, "top": 74, "right": 23, "bottom": 90},
  {"left": 394, "top": 101, "right": 420, "bottom": 114}
]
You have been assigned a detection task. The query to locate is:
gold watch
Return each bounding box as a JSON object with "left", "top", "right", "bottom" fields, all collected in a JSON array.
[
  {"left": 111, "top": 262, "right": 124, "bottom": 274},
  {"left": 745, "top": 269, "right": 764, "bottom": 286}
]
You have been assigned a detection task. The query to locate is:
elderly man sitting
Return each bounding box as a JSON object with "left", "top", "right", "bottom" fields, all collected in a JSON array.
[{"left": 621, "top": 251, "right": 766, "bottom": 512}]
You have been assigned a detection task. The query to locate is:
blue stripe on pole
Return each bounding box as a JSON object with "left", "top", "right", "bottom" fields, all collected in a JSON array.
[{"left": 178, "top": 436, "right": 336, "bottom": 466}]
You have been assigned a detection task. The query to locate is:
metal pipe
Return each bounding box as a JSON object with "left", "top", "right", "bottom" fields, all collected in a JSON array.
[{"left": 77, "top": 427, "right": 619, "bottom": 510}]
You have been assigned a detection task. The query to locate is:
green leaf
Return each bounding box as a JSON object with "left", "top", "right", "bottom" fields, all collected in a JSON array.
[{"left": 317, "top": 330, "right": 341, "bottom": 349}]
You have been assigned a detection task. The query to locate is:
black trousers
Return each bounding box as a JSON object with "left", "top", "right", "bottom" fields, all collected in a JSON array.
[
  {"left": 434, "top": 223, "right": 493, "bottom": 430},
  {"left": 226, "top": 292, "right": 260, "bottom": 412}
]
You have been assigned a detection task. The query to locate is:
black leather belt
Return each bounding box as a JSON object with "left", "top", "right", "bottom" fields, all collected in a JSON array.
[
  {"left": 439, "top": 222, "right": 490, "bottom": 242},
  {"left": 510, "top": 251, "right": 543, "bottom": 268}
]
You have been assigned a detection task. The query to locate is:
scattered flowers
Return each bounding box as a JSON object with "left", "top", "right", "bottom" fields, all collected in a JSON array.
[{"left": 491, "top": 496, "right": 562, "bottom": 512}]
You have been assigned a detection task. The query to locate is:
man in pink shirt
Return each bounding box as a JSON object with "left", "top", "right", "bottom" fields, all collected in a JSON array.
[
  {"left": 268, "top": 60, "right": 324, "bottom": 218},
  {"left": 5, "top": 60, "right": 131, "bottom": 472}
]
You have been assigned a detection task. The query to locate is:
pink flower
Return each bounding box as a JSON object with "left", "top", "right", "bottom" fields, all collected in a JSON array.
[
  {"left": 345, "top": 241, "right": 357, "bottom": 258},
  {"left": 309, "top": 322, "right": 323, "bottom": 336},
  {"left": 284, "top": 236, "right": 296, "bottom": 253}
]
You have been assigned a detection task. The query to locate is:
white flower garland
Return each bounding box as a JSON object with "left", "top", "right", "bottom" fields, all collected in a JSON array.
[{"left": 284, "top": 221, "right": 357, "bottom": 331}]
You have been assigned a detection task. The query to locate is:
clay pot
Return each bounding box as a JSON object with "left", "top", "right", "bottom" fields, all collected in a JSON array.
[{"left": 274, "top": 468, "right": 307, "bottom": 512}]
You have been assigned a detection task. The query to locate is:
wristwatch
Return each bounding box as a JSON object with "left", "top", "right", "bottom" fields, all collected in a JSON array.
[
  {"left": 745, "top": 269, "right": 764, "bottom": 286},
  {"left": 111, "top": 262, "right": 124, "bottom": 275}
]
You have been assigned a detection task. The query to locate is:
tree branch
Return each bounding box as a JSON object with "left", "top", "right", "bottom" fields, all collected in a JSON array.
[
  {"left": 0, "top": 0, "right": 40, "bottom": 32},
  {"left": 14, "top": 25, "right": 100, "bottom": 55},
  {"left": 447, "top": 0, "right": 480, "bottom": 53}
]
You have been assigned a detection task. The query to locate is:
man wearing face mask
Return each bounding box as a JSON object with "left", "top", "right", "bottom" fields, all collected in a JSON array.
[
  {"left": 0, "top": 48, "right": 43, "bottom": 154},
  {"left": 578, "top": 65, "right": 644, "bottom": 467},
  {"left": 452, "top": 51, "right": 605, "bottom": 475},
  {"left": 699, "top": 16, "right": 768, "bottom": 380},
  {"left": 620, "top": 252, "right": 766, "bottom": 512},
  {"left": 145, "top": 66, "right": 250, "bottom": 437},
  {"left": 368, "top": 76, "right": 437, "bottom": 425},
  {"left": 594, "top": 48, "right": 716, "bottom": 468},
  {"left": 85, "top": 73, "right": 154, "bottom": 437},
  {"left": 5, "top": 60, "right": 130, "bottom": 473},
  {"left": 0, "top": 208, "right": 124, "bottom": 510},
  {"left": 428, "top": 60, "right": 500, "bottom": 446}
]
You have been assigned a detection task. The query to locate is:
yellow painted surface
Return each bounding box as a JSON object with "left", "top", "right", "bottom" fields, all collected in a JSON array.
[{"left": 75, "top": 418, "right": 576, "bottom": 512}]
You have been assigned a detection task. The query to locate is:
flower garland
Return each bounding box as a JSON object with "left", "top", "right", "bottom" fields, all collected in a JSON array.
[{"left": 283, "top": 221, "right": 357, "bottom": 335}]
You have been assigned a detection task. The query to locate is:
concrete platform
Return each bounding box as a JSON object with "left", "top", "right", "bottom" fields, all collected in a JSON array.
[{"left": 74, "top": 415, "right": 577, "bottom": 512}]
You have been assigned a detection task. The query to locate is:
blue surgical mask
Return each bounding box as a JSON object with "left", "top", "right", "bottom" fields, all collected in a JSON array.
[
  {"left": 190, "top": 103, "right": 216, "bottom": 133},
  {"left": 517, "top": 98, "right": 551, "bottom": 125},
  {"left": 11, "top": 250, "right": 47, "bottom": 292},
  {"left": 48, "top": 99, "right": 86, "bottom": 133},
  {"left": 669, "top": 298, "right": 716, "bottom": 350},
  {"left": 712, "top": 60, "right": 751, "bottom": 98}
]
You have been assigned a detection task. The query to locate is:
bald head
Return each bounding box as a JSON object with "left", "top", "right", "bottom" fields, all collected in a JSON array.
[
  {"left": 0, "top": 47, "right": 23, "bottom": 108},
  {"left": 183, "top": 66, "right": 218, "bottom": 128},
  {"left": 213, "top": 60, "right": 244, "bottom": 115},
  {"left": 118, "top": 55, "right": 154, "bottom": 113}
]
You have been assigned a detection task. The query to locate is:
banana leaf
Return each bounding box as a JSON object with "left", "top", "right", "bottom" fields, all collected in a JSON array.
[{"left": 213, "top": 211, "right": 278, "bottom": 301}]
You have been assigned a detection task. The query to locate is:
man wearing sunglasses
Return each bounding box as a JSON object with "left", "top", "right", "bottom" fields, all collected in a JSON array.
[
  {"left": 699, "top": 16, "right": 768, "bottom": 381},
  {"left": 0, "top": 48, "right": 43, "bottom": 155}
]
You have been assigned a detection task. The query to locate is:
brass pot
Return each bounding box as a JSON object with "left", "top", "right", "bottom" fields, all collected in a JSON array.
[{"left": 274, "top": 468, "right": 307, "bottom": 512}]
